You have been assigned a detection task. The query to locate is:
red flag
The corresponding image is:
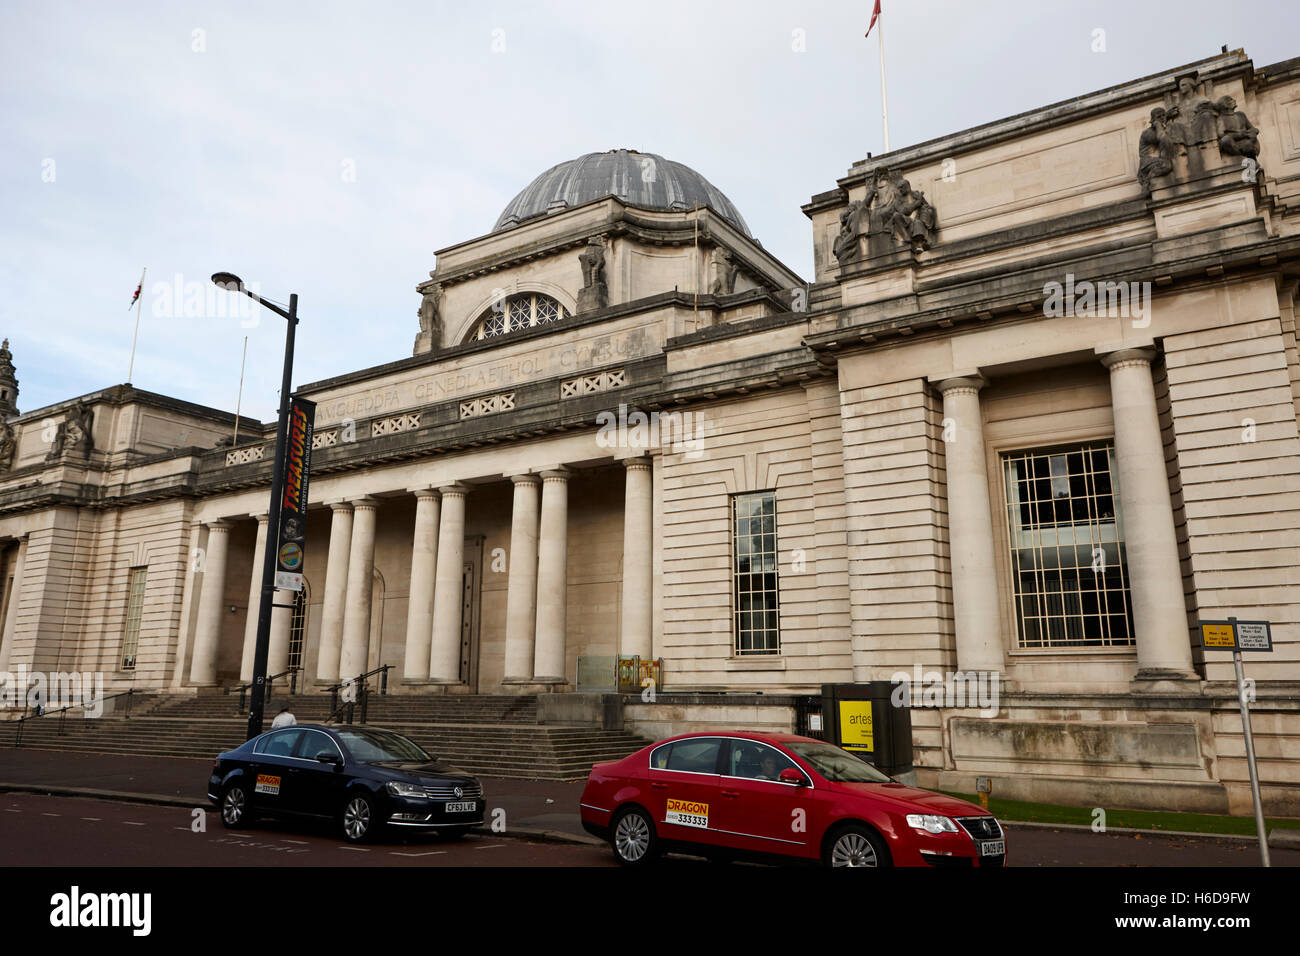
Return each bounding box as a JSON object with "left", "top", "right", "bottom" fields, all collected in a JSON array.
[
  {"left": 128, "top": 280, "right": 142, "bottom": 310},
  {"left": 865, "top": 0, "right": 881, "bottom": 38}
]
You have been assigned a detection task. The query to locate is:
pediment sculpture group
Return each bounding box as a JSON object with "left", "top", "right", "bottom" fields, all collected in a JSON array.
[
  {"left": 1138, "top": 72, "right": 1260, "bottom": 193},
  {"left": 833, "top": 167, "right": 937, "bottom": 266}
]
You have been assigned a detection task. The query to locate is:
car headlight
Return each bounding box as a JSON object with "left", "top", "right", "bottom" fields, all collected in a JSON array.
[
  {"left": 386, "top": 781, "right": 427, "bottom": 799},
  {"left": 906, "top": 814, "right": 959, "bottom": 834}
]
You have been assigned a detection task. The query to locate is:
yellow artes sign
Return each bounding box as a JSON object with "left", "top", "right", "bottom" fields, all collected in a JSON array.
[
  {"left": 838, "top": 701, "right": 874, "bottom": 752},
  {"left": 1201, "top": 623, "right": 1236, "bottom": 648}
]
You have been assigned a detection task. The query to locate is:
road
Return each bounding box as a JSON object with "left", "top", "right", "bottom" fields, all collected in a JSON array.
[{"left": 2, "top": 792, "right": 1294, "bottom": 866}]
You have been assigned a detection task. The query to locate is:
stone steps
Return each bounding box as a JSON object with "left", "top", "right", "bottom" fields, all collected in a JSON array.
[{"left": 3, "top": 694, "right": 647, "bottom": 780}]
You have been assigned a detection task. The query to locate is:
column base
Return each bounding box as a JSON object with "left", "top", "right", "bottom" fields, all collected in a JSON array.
[
  {"left": 422, "top": 680, "right": 472, "bottom": 695},
  {"left": 1132, "top": 668, "right": 1202, "bottom": 692},
  {"left": 530, "top": 677, "right": 571, "bottom": 692},
  {"left": 501, "top": 679, "right": 558, "bottom": 695}
]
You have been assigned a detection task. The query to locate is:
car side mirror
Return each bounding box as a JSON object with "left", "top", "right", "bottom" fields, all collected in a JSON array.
[{"left": 779, "top": 768, "right": 808, "bottom": 786}]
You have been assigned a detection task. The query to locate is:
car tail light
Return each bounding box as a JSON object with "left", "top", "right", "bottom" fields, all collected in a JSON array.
[{"left": 212, "top": 758, "right": 220, "bottom": 770}]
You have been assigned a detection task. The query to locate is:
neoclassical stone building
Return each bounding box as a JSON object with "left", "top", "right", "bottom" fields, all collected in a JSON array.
[{"left": 2, "top": 49, "right": 1299, "bottom": 814}]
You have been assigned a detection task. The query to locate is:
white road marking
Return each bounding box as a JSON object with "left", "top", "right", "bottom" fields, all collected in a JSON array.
[
  {"left": 41, "top": 812, "right": 60, "bottom": 817},
  {"left": 391, "top": 850, "right": 448, "bottom": 857},
  {"left": 123, "top": 822, "right": 146, "bottom": 826},
  {"left": 280, "top": 839, "right": 308, "bottom": 844},
  {"left": 81, "top": 817, "right": 101, "bottom": 822},
  {"left": 3, "top": 809, "right": 21, "bottom": 813},
  {"left": 339, "top": 846, "right": 369, "bottom": 852},
  {"left": 475, "top": 843, "right": 506, "bottom": 850}
]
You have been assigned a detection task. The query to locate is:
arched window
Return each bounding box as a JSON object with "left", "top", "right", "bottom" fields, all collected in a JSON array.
[{"left": 468, "top": 292, "right": 567, "bottom": 342}]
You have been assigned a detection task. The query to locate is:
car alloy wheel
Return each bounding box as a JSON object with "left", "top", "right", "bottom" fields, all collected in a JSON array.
[
  {"left": 221, "top": 786, "right": 247, "bottom": 828},
  {"left": 828, "top": 826, "right": 888, "bottom": 868},
  {"left": 343, "top": 795, "right": 374, "bottom": 843},
  {"left": 612, "top": 808, "right": 656, "bottom": 866}
]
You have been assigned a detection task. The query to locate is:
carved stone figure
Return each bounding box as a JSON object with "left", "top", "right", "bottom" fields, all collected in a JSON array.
[
  {"left": 832, "top": 168, "right": 939, "bottom": 265},
  {"left": 413, "top": 284, "right": 443, "bottom": 354},
  {"left": 832, "top": 200, "right": 865, "bottom": 264},
  {"left": 1216, "top": 95, "right": 1260, "bottom": 158},
  {"left": 46, "top": 402, "right": 93, "bottom": 461},
  {"left": 1137, "top": 108, "right": 1176, "bottom": 192},
  {"left": 0, "top": 421, "right": 15, "bottom": 471},
  {"left": 1167, "top": 74, "right": 1213, "bottom": 146},
  {"left": 710, "top": 248, "right": 739, "bottom": 295},
  {"left": 576, "top": 238, "right": 609, "bottom": 312}
]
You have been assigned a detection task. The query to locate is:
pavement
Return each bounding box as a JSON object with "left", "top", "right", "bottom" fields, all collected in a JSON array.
[{"left": 0, "top": 746, "right": 602, "bottom": 846}]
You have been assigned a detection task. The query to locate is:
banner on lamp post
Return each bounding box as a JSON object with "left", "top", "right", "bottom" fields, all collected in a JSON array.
[{"left": 275, "top": 397, "right": 315, "bottom": 591}]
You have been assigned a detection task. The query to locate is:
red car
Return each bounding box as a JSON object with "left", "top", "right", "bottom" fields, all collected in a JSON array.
[{"left": 580, "top": 731, "right": 1005, "bottom": 867}]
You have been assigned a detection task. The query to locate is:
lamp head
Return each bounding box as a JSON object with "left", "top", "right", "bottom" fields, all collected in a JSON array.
[{"left": 211, "top": 272, "right": 244, "bottom": 292}]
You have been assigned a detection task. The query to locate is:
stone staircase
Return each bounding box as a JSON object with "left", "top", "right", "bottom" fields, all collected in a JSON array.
[{"left": 1, "top": 693, "right": 650, "bottom": 781}]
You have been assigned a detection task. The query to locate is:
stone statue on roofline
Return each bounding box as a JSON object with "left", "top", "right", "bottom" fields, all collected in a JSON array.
[
  {"left": 46, "top": 401, "right": 94, "bottom": 461},
  {"left": 413, "top": 284, "right": 443, "bottom": 355},
  {"left": 832, "top": 167, "right": 938, "bottom": 266},
  {"left": 576, "top": 237, "right": 609, "bottom": 312}
]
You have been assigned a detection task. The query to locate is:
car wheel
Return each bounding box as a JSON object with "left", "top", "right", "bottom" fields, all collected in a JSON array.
[
  {"left": 824, "top": 824, "right": 891, "bottom": 868},
  {"left": 220, "top": 784, "right": 251, "bottom": 829},
  {"left": 341, "top": 794, "right": 379, "bottom": 844},
  {"left": 611, "top": 807, "right": 658, "bottom": 867}
]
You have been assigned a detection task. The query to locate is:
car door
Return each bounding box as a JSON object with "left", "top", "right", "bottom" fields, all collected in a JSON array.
[
  {"left": 250, "top": 729, "right": 306, "bottom": 817},
  {"left": 712, "top": 740, "right": 818, "bottom": 860},
  {"left": 290, "top": 728, "right": 348, "bottom": 819},
  {"left": 645, "top": 736, "right": 727, "bottom": 850}
]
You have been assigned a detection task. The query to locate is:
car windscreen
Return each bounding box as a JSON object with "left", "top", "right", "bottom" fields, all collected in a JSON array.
[
  {"left": 783, "top": 741, "right": 893, "bottom": 783},
  {"left": 334, "top": 729, "right": 430, "bottom": 763}
]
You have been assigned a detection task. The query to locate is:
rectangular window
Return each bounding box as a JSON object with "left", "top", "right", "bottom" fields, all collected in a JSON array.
[
  {"left": 1003, "top": 443, "right": 1135, "bottom": 648},
  {"left": 121, "top": 567, "right": 147, "bottom": 670},
  {"left": 731, "top": 491, "right": 780, "bottom": 655}
]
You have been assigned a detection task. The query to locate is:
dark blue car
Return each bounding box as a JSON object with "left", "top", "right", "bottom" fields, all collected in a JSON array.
[{"left": 207, "top": 724, "right": 485, "bottom": 843}]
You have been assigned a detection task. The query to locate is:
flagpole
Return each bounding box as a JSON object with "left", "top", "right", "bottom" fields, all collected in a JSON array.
[
  {"left": 126, "top": 267, "right": 146, "bottom": 384},
  {"left": 233, "top": 335, "right": 248, "bottom": 446},
  {"left": 878, "top": 10, "right": 890, "bottom": 152}
]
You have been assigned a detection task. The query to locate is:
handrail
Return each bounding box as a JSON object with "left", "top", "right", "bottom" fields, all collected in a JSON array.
[
  {"left": 11, "top": 688, "right": 135, "bottom": 748},
  {"left": 324, "top": 665, "right": 390, "bottom": 716},
  {"left": 230, "top": 667, "right": 301, "bottom": 713},
  {"left": 325, "top": 681, "right": 371, "bottom": 726}
]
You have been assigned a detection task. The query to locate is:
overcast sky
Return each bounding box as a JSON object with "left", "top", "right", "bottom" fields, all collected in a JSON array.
[{"left": 3, "top": 0, "right": 1297, "bottom": 423}]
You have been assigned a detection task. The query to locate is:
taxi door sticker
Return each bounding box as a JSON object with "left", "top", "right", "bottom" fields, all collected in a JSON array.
[
  {"left": 665, "top": 798, "right": 709, "bottom": 829},
  {"left": 255, "top": 774, "right": 281, "bottom": 796}
]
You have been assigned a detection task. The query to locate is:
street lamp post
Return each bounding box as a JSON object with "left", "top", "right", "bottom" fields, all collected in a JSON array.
[{"left": 212, "top": 273, "right": 298, "bottom": 740}]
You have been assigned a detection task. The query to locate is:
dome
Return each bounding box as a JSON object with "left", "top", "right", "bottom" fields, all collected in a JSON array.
[{"left": 493, "top": 148, "right": 752, "bottom": 237}]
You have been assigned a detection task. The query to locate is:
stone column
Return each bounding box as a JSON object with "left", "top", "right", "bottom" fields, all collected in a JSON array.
[
  {"left": 620, "top": 457, "right": 653, "bottom": 659},
  {"left": 533, "top": 469, "right": 570, "bottom": 683},
  {"left": 1100, "top": 347, "right": 1196, "bottom": 679},
  {"left": 933, "top": 376, "right": 1006, "bottom": 674},
  {"left": 0, "top": 535, "right": 29, "bottom": 671},
  {"left": 339, "top": 498, "right": 379, "bottom": 682},
  {"left": 189, "top": 519, "right": 233, "bottom": 685},
  {"left": 239, "top": 514, "right": 271, "bottom": 682},
  {"left": 502, "top": 474, "right": 541, "bottom": 683},
  {"left": 316, "top": 501, "right": 353, "bottom": 682},
  {"left": 429, "top": 484, "right": 469, "bottom": 683},
  {"left": 402, "top": 489, "right": 441, "bottom": 682}
]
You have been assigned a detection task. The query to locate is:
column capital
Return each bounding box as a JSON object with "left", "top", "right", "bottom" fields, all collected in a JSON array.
[
  {"left": 206, "top": 518, "right": 234, "bottom": 531},
  {"left": 622, "top": 456, "right": 653, "bottom": 472},
  {"left": 438, "top": 482, "right": 470, "bottom": 498},
  {"left": 348, "top": 496, "right": 380, "bottom": 510},
  {"left": 930, "top": 373, "right": 988, "bottom": 396},
  {"left": 539, "top": 468, "right": 571, "bottom": 482},
  {"left": 1098, "top": 346, "right": 1158, "bottom": 371},
  {"left": 249, "top": 512, "right": 270, "bottom": 523},
  {"left": 409, "top": 487, "right": 441, "bottom": 500},
  {"left": 508, "top": 473, "right": 542, "bottom": 487},
  {"left": 327, "top": 500, "right": 354, "bottom": 512}
]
